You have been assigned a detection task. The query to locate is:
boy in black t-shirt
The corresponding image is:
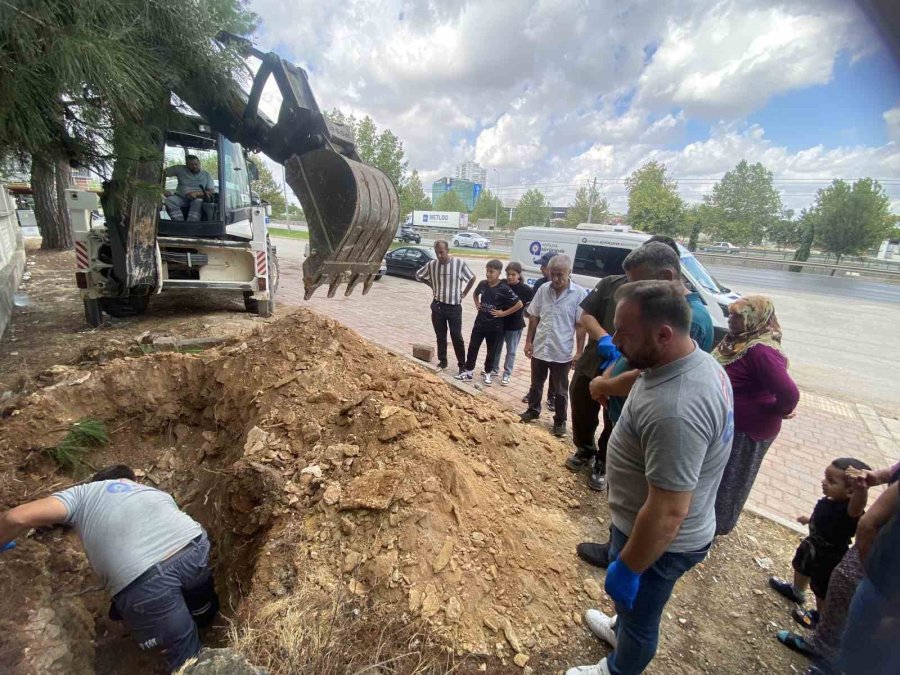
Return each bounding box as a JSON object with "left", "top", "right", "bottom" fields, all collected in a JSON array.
[
  {"left": 456, "top": 260, "right": 523, "bottom": 385},
  {"left": 489, "top": 262, "right": 534, "bottom": 385},
  {"left": 769, "top": 457, "right": 871, "bottom": 641}
]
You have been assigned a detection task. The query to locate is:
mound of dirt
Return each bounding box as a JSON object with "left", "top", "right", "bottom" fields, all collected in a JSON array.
[{"left": 0, "top": 309, "right": 603, "bottom": 672}]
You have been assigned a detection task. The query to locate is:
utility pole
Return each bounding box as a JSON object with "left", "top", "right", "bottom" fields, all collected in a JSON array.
[
  {"left": 282, "top": 164, "right": 290, "bottom": 230},
  {"left": 492, "top": 168, "right": 500, "bottom": 231},
  {"left": 586, "top": 177, "right": 598, "bottom": 224}
]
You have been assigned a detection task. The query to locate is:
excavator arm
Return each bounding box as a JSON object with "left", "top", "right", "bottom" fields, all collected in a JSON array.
[{"left": 171, "top": 32, "right": 399, "bottom": 298}]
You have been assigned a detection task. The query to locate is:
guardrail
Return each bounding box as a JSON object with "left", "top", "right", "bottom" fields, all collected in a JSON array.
[
  {"left": 693, "top": 252, "right": 900, "bottom": 283},
  {"left": 697, "top": 246, "right": 900, "bottom": 272}
]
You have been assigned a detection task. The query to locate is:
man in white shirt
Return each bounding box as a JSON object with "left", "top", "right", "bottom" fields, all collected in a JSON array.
[{"left": 520, "top": 254, "right": 587, "bottom": 436}]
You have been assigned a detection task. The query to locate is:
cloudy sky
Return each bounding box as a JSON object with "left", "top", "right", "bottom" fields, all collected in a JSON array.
[{"left": 249, "top": 0, "right": 900, "bottom": 213}]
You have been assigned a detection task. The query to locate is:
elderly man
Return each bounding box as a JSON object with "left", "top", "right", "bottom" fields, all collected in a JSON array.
[
  {"left": 567, "top": 281, "right": 733, "bottom": 675},
  {"left": 519, "top": 254, "right": 587, "bottom": 437},
  {"left": 0, "top": 465, "right": 218, "bottom": 672},
  {"left": 416, "top": 239, "right": 477, "bottom": 373},
  {"left": 164, "top": 154, "right": 214, "bottom": 222}
]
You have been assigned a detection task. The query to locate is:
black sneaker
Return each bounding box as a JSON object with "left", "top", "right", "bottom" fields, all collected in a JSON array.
[
  {"left": 437, "top": 361, "right": 448, "bottom": 370},
  {"left": 552, "top": 422, "right": 566, "bottom": 437},
  {"left": 589, "top": 459, "right": 607, "bottom": 491},
  {"left": 565, "top": 447, "right": 594, "bottom": 472},
  {"left": 576, "top": 541, "right": 611, "bottom": 569},
  {"left": 519, "top": 409, "right": 540, "bottom": 423},
  {"left": 769, "top": 577, "right": 806, "bottom": 604}
]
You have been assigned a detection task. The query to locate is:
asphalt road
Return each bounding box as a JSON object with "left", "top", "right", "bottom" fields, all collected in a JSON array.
[{"left": 707, "top": 265, "right": 900, "bottom": 304}]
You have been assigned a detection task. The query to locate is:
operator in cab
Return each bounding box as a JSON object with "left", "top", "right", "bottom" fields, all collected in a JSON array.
[
  {"left": 0, "top": 465, "right": 219, "bottom": 672},
  {"left": 163, "top": 154, "right": 214, "bottom": 222}
]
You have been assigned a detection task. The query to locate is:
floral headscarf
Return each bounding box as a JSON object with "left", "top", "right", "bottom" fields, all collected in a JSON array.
[{"left": 714, "top": 295, "right": 787, "bottom": 367}]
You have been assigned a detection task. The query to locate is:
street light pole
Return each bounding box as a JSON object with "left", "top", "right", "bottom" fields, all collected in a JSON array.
[{"left": 493, "top": 168, "right": 500, "bottom": 231}]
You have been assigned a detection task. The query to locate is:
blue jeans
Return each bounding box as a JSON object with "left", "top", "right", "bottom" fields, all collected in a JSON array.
[
  {"left": 836, "top": 578, "right": 900, "bottom": 674},
  {"left": 113, "top": 533, "right": 213, "bottom": 672},
  {"left": 606, "top": 526, "right": 710, "bottom": 675},
  {"left": 490, "top": 329, "right": 523, "bottom": 376}
]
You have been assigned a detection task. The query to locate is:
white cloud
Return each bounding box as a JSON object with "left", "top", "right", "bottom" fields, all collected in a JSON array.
[{"left": 246, "top": 0, "right": 898, "bottom": 213}]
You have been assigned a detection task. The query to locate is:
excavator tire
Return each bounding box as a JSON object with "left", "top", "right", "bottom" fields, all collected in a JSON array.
[
  {"left": 100, "top": 294, "right": 150, "bottom": 318},
  {"left": 286, "top": 150, "right": 399, "bottom": 299}
]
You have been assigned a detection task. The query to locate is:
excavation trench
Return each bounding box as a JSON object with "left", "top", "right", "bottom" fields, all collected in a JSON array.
[{"left": 0, "top": 310, "right": 602, "bottom": 674}]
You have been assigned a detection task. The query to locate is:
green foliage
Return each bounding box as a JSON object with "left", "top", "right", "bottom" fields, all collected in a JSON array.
[
  {"left": 811, "top": 178, "right": 892, "bottom": 262},
  {"left": 703, "top": 160, "right": 783, "bottom": 245},
  {"left": 434, "top": 189, "right": 467, "bottom": 213},
  {"left": 251, "top": 161, "right": 286, "bottom": 216},
  {"left": 469, "top": 189, "right": 509, "bottom": 227},
  {"left": 400, "top": 169, "right": 431, "bottom": 217},
  {"left": 512, "top": 189, "right": 551, "bottom": 229},
  {"left": 565, "top": 183, "right": 609, "bottom": 227},
  {"left": 767, "top": 210, "right": 801, "bottom": 250},
  {"left": 325, "top": 110, "right": 408, "bottom": 188},
  {"left": 791, "top": 208, "right": 816, "bottom": 267},
  {"left": 47, "top": 418, "right": 109, "bottom": 472},
  {"left": 625, "top": 161, "right": 683, "bottom": 235}
]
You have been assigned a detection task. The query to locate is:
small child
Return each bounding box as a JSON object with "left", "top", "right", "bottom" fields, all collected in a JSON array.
[
  {"left": 455, "top": 259, "right": 523, "bottom": 385},
  {"left": 769, "top": 457, "right": 870, "bottom": 649},
  {"left": 489, "top": 262, "right": 534, "bottom": 386}
]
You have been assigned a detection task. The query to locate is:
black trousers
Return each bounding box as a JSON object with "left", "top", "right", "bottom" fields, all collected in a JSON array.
[
  {"left": 527, "top": 358, "right": 571, "bottom": 424},
  {"left": 430, "top": 301, "right": 466, "bottom": 369},
  {"left": 569, "top": 371, "right": 614, "bottom": 461},
  {"left": 465, "top": 324, "right": 502, "bottom": 373}
]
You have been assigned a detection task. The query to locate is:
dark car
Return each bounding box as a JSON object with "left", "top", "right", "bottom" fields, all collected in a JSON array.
[
  {"left": 384, "top": 246, "right": 436, "bottom": 279},
  {"left": 396, "top": 226, "right": 421, "bottom": 244}
]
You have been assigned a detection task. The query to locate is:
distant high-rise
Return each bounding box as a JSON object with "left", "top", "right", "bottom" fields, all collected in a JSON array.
[{"left": 456, "top": 160, "right": 488, "bottom": 187}]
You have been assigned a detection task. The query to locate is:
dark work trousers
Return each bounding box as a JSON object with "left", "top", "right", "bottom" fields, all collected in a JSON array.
[
  {"left": 527, "top": 358, "right": 571, "bottom": 424},
  {"left": 570, "top": 370, "right": 600, "bottom": 451},
  {"left": 464, "top": 324, "right": 502, "bottom": 373},
  {"left": 430, "top": 300, "right": 466, "bottom": 369}
]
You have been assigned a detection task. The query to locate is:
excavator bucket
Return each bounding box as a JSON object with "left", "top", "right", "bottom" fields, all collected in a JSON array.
[{"left": 285, "top": 149, "right": 399, "bottom": 299}]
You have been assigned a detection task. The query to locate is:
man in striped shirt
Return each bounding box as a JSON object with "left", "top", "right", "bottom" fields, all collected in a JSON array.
[{"left": 416, "top": 240, "right": 477, "bottom": 373}]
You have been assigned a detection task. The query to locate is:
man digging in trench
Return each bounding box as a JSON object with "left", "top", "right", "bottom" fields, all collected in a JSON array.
[{"left": 0, "top": 464, "right": 218, "bottom": 672}]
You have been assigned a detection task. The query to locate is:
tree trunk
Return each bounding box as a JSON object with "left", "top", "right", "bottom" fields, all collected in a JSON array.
[{"left": 31, "top": 153, "right": 74, "bottom": 250}]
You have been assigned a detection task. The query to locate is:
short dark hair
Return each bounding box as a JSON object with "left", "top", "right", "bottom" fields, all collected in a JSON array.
[
  {"left": 91, "top": 464, "right": 136, "bottom": 482},
  {"left": 486, "top": 259, "right": 503, "bottom": 271},
  {"left": 831, "top": 457, "right": 872, "bottom": 473},
  {"left": 506, "top": 261, "right": 523, "bottom": 274},
  {"left": 623, "top": 241, "right": 681, "bottom": 276},
  {"left": 646, "top": 235, "right": 679, "bottom": 255},
  {"left": 615, "top": 280, "right": 691, "bottom": 333},
  {"left": 433, "top": 239, "right": 449, "bottom": 252},
  {"left": 185, "top": 154, "right": 200, "bottom": 162}
]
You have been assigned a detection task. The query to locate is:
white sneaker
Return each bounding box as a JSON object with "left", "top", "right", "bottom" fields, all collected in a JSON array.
[
  {"left": 565, "top": 658, "right": 611, "bottom": 675},
  {"left": 585, "top": 609, "right": 618, "bottom": 647},
  {"left": 482, "top": 372, "right": 493, "bottom": 385},
  {"left": 454, "top": 370, "right": 473, "bottom": 381},
  {"left": 501, "top": 374, "right": 511, "bottom": 386}
]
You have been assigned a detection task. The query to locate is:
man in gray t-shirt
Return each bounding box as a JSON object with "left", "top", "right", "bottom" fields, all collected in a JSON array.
[
  {"left": 0, "top": 465, "right": 216, "bottom": 672},
  {"left": 567, "top": 281, "right": 733, "bottom": 675},
  {"left": 164, "top": 154, "right": 214, "bottom": 222}
]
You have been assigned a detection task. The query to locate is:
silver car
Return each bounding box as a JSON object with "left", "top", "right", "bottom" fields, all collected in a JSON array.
[{"left": 452, "top": 231, "right": 490, "bottom": 249}]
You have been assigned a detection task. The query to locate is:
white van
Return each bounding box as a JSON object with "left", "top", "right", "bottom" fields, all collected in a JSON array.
[{"left": 511, "top": 226, "right": 741, "bottom": 334}]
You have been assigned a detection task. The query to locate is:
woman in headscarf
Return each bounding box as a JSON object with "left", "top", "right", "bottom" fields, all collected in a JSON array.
[{"left": 714, "top": 295, "right": 800, "bottom": 536}]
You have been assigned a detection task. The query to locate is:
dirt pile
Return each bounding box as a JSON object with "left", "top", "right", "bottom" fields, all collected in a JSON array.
[{"left": 0, "top": 308, "right": 604, "bottom": 673}]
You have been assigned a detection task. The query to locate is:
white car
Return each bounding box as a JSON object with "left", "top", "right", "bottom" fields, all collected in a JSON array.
[
  {"left": 704, "top": 241, "right": 741, "bottom": 254},
  {"left": 452, "top": 231, "right": 490, "bottom": 249}
]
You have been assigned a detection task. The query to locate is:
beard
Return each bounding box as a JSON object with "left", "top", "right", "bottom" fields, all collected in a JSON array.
[{"left": 620, "top": 340, "right": 661, "bottom": 370}]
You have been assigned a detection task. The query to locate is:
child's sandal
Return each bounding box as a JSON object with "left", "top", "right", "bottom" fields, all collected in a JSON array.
[
  {"left": 769, "top": 576, "right": 805, "bottom": 604},
  {"left": 791, "top": 607, "right": 819, "bottom": 629}
]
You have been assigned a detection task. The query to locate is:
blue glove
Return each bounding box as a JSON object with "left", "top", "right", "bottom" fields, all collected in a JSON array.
[
  {"left": 1, "top": 541, "right": 15, "bottom": 553},
  {"left": 605, "top": 557, "right": 641, "bottom": 610},
  {"left": 595, "top": 335, "right": 621, "bottom": 372}
]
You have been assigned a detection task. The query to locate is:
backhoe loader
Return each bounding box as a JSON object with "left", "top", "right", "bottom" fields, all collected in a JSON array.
[{"left": 68, "top": 32, "right": 398, "bottom": 327}]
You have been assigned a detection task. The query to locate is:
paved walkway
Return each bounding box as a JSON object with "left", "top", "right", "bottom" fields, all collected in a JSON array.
[{"left": 278, "top": 245, "right": 900, "bottom": 528}]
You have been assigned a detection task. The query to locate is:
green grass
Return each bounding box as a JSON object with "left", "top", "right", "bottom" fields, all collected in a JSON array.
[
  {"left": 47, "top": 418, "right": 110, "bottom": 473},
  {"left": 268, "top": 227, "right": 309, "bottom": 240}
]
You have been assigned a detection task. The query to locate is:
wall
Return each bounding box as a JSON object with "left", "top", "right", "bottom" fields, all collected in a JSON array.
[{"left": 0, "top": 186, "right": 26, "bottom": 338}]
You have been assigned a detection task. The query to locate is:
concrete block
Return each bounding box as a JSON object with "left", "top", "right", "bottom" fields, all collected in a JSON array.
[{"left": 412, "top": 343, "right": 434, "bottom": 362}]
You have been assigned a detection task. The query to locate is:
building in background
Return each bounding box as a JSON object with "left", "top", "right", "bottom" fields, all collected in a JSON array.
[
  {"left": 456, "top": 160, "right": 487, "bottom": 187},
  {"left": 432, "top": 177, "right": 483, "bottom": 211}
]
